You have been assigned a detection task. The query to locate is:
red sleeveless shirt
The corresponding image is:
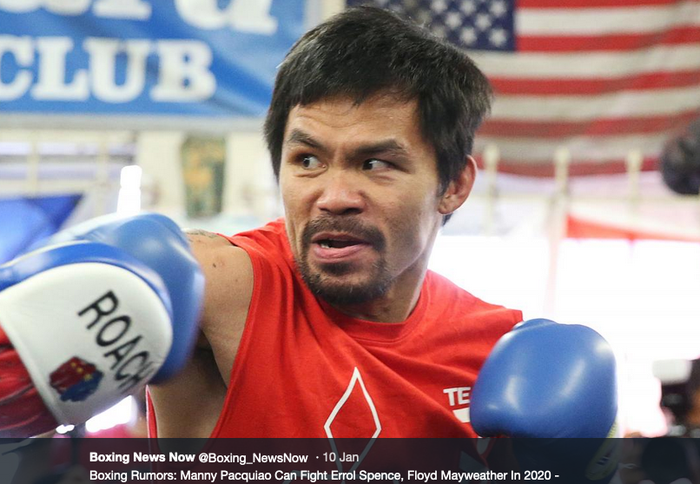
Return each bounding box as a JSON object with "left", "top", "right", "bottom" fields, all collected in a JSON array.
[{"left": 149, "top": 219, "right": 522, "bottom": 438}]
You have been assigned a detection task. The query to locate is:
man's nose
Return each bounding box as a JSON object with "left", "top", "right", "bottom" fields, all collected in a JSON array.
[{"left": 315, "top": 171, "right": 366, "bottom": 215}]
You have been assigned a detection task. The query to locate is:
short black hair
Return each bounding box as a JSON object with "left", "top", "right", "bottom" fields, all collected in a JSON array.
[{"left": 264, "top": 6, "right": 492, "bottom": 217}]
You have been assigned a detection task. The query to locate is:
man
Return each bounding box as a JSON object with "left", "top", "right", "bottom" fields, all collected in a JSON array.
[
  {"left": 148, "top": 5, "right": 520, "bottom": 439},
  {"left": 0, "top": 6, "right": 616, "bottom": 450},
  {"left": 146, "top": 6, "right": 617, "bottom": 441}
]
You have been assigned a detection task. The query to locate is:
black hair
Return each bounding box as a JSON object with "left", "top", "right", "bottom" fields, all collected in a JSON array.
[{"left": 264, "top": 6, "right": 492, "bottom": 211}]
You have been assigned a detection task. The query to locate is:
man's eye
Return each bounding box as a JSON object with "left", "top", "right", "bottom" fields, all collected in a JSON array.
[
  {"left": 301, "top": 155, "right": 322, "bottom": 169},
  {"left": 363, "top": 159, "right": 391, "bottom": 171}
]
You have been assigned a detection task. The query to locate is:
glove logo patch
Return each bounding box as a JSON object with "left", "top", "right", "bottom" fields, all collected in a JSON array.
[{"left": 50, "top": 356, "right": 103, "bottom": 402}]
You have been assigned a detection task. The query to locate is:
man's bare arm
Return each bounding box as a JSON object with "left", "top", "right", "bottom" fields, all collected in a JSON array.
[{"left": 148, "top": 229, "right": 254, "bottom": 438}]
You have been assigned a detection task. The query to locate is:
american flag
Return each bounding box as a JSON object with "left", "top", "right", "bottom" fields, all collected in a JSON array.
[{"left": 346, "top": 0, "right": 700, "bottom": 176}]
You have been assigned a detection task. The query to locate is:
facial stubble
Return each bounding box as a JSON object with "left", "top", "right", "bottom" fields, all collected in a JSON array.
[{"left": 295, "top": 217, "right": 391, "bottom": 306}]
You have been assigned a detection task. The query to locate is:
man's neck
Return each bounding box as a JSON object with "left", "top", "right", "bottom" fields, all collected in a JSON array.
[{"left": 325, "top": 270, "right": 427, "bottom": 323}]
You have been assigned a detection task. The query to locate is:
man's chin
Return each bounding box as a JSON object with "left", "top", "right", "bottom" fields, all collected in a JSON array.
[
  {"left": 310, "top": 282, "right": 387, "bottom": 307},
  {"left": 313, "top": 260, "right": 358, "bottom": 276},
  {"left": 302, "top": 270, "right": 388, "bottom": 307},
  {"left": 295, "top": 250, "right": 390, "bottom": 306}
]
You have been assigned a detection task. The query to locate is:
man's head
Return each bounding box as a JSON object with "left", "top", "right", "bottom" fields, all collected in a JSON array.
[
  {"left": 264, "top": 7, "right": 492, "bottom": 316},
  {"left": 265, "top": 6, "right": 492, "bottom": 201}
]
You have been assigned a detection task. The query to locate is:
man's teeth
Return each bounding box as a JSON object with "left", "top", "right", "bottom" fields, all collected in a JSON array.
[{"left": 318, "top": 240, "right": 357, "bottom": 249}]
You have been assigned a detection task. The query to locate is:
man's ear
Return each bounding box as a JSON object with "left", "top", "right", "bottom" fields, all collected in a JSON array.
[{"left": 438, "top": 156, "right": 477, "bottom": 215}]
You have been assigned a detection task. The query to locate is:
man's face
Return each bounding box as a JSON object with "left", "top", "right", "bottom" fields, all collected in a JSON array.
[{"left": 279, "top": 95, "right": 465, "bottom": 310}]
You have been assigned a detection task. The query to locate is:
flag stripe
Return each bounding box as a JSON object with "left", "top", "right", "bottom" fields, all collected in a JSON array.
[
  {"left": 469, "top": 45, "right": 700, "bottom": 78},
  {"left": 565, "top": 214, "right": 700, "bottom": 242},
  {"left": 490, "top": 86, "right": 700, "bottom": 121},
  {"left": 520, "top": 0, "right": 700, "bottom": 9},
  {"left": 480, "top": 110, "right": 700, "bottom": 138},
  {"left": 474, "top": 132, "right": 668, "bottom": 162},
  {"left": 518, "top": 26, "right": 700, "bottom": 52},
  {"left": 475, "top": 156, "right": 660, "bottom": 177},
  {"left": 490, "top": 69, "right": 700, "bottom": 95},
  {"left": 517, "top": 1, "right": 700, "bottom": 35}
]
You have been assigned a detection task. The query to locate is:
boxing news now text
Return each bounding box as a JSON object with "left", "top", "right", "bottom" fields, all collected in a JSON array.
[{"left": 89, "top": 451, "right": 311, "bottom": 465}]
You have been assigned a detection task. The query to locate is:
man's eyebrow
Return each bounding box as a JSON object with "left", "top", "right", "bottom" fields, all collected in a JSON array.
[
  {"left": 286, "top": 129, "right": 325, "bottom": 151},
  {"left": 286, "top": 130, "right": 409, "bottom": 159},
  {"left": 350, "top": 140, "right": 409, "bottom": 160}
]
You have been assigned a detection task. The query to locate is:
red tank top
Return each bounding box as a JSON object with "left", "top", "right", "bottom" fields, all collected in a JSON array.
[{"left": 148, "top": 219, "right": 522, "bottom": 438}]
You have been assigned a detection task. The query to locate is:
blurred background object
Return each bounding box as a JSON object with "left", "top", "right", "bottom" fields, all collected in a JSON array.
[
  {"left": 653, "top": 359, "right": 700, "bottom": 437},
  {"left": 181, "top": 136, "right": 226, "bottom": 219},
  {"left": 660, "top": 118, "right": 700, "bottom": 196}
]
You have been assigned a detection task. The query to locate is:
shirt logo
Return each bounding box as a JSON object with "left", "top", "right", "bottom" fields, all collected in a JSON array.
[
  {"left": 443, "top": 386, "right": 471, "bottom": 423},
  {"left": 50, "top": 356, "right": 103, "bottom": 402},
  {"left": 324, "top": 367, "right": 380, "bottom": 474},
  {"left": 325, "top": 367, "right": 381, "bottom": 439}
]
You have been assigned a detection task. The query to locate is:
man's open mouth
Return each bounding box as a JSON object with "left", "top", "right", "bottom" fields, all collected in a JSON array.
[
  {"left": 317, "top": 239, "right": 363, "bottom": 249},
  {"left": 310, "top": 233, "right": 372, "bottom": 260},
  {"left": 312, "top": 233, "right": 368, "bottom": 247}
]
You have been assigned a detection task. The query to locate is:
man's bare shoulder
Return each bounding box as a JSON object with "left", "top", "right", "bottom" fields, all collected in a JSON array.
[
  {"left": 184, "top": 228, "right": 250, "bottom": 270},
  {"left": 185, "top": 228, "right": 233, "bottom": 246},
  {"left": 184, "top": 229, "right": 253, "bottom": 335}
]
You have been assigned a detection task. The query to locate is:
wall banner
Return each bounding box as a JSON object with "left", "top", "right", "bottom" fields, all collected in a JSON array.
[{"left": 0, "top": 0, "right": 307, "bottom": 124}]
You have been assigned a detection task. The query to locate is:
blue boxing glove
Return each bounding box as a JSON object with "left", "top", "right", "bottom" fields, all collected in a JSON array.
[
  {"left": 471, "top": 319, "right": 619, "bottom": 482},
  {"left": 0, "top": 213, "right": 204, "bottom": 437}
]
